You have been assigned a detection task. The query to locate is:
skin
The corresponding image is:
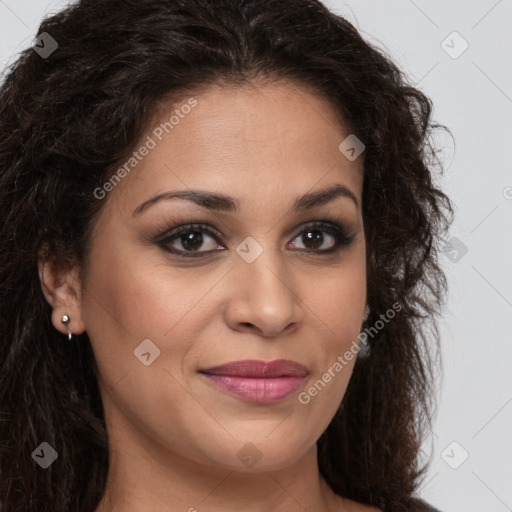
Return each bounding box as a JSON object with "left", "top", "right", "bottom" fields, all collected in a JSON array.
[{"left": 39, "top": 80, "right": 381, "bottom": 512}]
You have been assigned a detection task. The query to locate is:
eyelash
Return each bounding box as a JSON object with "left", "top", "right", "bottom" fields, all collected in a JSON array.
[{"left": 154, "top": 215, "right": 355, "bottom": 258}]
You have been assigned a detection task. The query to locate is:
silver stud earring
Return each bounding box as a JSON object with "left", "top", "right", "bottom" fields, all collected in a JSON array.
[{"left": 61, "top": 314, "right": 73, "bottom": 341}]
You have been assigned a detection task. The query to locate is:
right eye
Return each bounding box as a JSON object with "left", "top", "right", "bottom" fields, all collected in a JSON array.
[{"left": 156, "top": 223, "right": 226, "bottom": 257}]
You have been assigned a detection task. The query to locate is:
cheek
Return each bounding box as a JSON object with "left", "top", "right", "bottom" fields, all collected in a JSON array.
[
  {"left": 80, "top": 241, "right": 169, "bottom": 386},
  {"left": 296, "top": 255, "right": 365, "bottom": 422},
  {"left": 297, "top": 310, "right": 361, "bottom": 439},
  {"left": 80, "top": 246, "right": 210, "bottom": 448},
  {"left": 83, "top": 237, "right": 184, "bottom": 334},
  {"left": 81, "top": 241, "right": 224, "bottom": 380},
  {"left": 306, "top": 258, "right": 366, "bottom": 343}
]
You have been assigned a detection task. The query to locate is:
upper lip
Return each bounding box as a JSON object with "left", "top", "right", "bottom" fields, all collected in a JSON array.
[{"left": 199, "top": 359, "right": 308, "bottom": 378}]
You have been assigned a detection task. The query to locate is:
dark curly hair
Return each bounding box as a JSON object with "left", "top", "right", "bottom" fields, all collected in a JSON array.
[{"left": 0, "top": 0, "right": 453, "bottom": 510}]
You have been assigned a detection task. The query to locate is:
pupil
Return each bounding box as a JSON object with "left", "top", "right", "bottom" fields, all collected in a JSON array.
[
  {"left": 304, "top": 230, "right": 323, "bottom": 249},
  {"left": 182, "top": 232, "right": 203, "bottom": 250}
]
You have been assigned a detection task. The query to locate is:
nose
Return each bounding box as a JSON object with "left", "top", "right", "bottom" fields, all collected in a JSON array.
[{"left": 223, "top": 248, "right": 302, "bottom": 338}]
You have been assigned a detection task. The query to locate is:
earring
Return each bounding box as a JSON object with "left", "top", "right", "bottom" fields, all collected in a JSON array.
[
  {"left": 363, "top": 305, "right": 370, "bottom": 322},
  {"left": 61, "top": 314, "right": 73, "bottom": 341}
]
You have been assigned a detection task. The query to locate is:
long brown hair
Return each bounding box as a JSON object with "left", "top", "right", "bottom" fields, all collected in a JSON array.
[{"left": 0, "top": 1, "right": 452, "bottom": 510}]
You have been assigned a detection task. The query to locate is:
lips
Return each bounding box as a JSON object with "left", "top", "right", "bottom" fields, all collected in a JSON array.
[
  {"left": 199, "top": 359, "right": 308, "bottom": 403},
  {"left": 199, "top": 359, "right": 308, "bottom": 378}
]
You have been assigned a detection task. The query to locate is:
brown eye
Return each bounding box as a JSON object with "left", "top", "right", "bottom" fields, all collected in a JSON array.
[
  {"left": 156, "top": 218, "right": 354, "bottom": 258},
  {"left": 288, "top": 221, "right": 354, "bottom": 253},
  {"left": 178, "top": 231, "right": 206, "bottom": 251},
  {"left": 157, "top": 223, "right": 225, "bottom": 257},
  {"left": 300, "top": 229, "right": 330, "bottom": 250}
]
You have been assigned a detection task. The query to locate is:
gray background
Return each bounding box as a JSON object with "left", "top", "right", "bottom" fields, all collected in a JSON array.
[{"left": 1, "top": 0, "right": 511, "bottom": 510}]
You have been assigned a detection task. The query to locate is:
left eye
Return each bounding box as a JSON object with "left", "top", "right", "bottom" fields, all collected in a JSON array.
[
  {"left": 288, "top": 227, "right": 339, "bottom": 251},
  {"left": 157, "top": 221, "right": 353, "bottom": 257}
]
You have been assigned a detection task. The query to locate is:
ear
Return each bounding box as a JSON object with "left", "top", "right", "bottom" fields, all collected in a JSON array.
[{"left": 38, "top": 248, "right": 86, "bottom": 338}]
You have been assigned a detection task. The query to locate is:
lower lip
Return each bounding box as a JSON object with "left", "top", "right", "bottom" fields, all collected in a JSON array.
[{"left": 200, "top": 374, "right": 306, "bottom": 403}]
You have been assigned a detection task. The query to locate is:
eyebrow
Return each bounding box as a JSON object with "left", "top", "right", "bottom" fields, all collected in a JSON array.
[{"left": 132, "top": 183, "right": 359, "bottom": 217}]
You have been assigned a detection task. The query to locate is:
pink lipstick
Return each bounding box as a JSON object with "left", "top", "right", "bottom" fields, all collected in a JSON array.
[{"left": 199, "top": 359, "right": 308, "bottom": 403}]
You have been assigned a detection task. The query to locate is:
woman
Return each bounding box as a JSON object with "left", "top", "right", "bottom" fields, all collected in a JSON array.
[{"left": 0, "top": 0, "right": 453, "bottom": 510}]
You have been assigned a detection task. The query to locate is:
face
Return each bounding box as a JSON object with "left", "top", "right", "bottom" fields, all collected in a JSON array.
[{"left": 76, "top": 81, "right": 366, "bottom": 472}]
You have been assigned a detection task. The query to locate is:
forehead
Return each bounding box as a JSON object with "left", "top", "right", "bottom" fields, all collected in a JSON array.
[{"left": 103, "top": 80, "right": 364, "bottom": 215}]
